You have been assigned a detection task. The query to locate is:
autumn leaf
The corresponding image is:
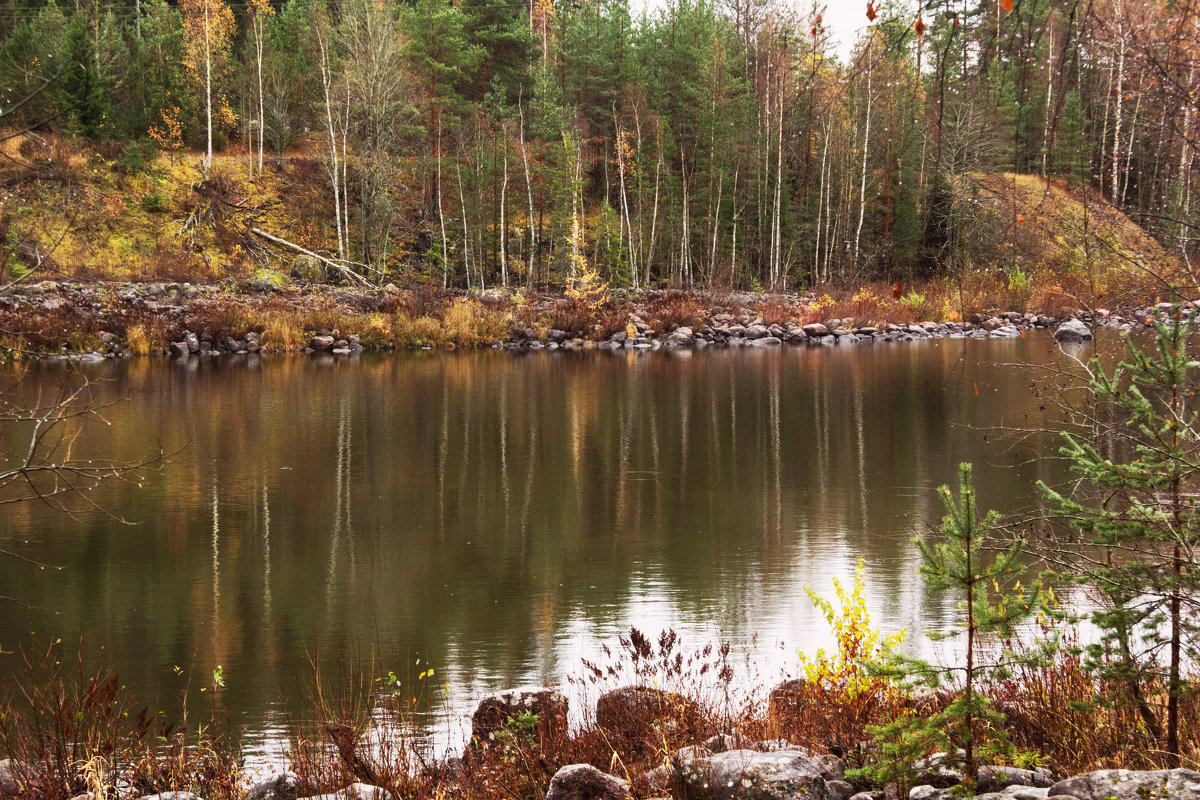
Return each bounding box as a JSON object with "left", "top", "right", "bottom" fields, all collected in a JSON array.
[
  {"left": 866, "top": 1, "right": 877, "bottom": 22},
  {"left": 1001, "top": 0, "right": 1012, "bottom": 11},
  {"left": 915, "top": 16, "right": 926, "bottom": 35},
  {"left": 1016, "top": 213, "right": 1025, "bottom": 223}
]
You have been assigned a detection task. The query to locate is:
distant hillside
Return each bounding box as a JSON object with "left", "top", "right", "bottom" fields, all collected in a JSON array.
[{"left": 962, "top": 172, "right": 1181, "bottom": 310}]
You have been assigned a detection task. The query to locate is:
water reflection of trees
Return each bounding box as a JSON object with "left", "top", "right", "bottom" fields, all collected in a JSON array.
[{"left": 0, "top": 340, "right": 1064, "bottom": 733}]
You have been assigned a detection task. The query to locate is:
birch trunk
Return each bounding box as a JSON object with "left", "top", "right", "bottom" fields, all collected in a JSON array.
[
  {"left": 854, "top": 67, "right": 872, "bottom": 268},
  {"left": 316, "top": 27, "right": 344, "bottom": 262}
]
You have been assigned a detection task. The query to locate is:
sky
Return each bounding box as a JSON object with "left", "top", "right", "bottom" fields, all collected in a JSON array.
[{"left": 631, "top": 0, "right": 917, "bottom": 60}]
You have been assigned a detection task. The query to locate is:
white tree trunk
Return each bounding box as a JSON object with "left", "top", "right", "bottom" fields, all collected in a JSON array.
[
  {"left": 1112, "top": 3, "right": 1126, "bottom": 203},
  {"left": 203, "top": 0, "right": 212, "bottom": 172},
  {"left": 519, "top": 102, "right": 536, "bottom": 289},
  {"left": 854, "top": 67, "right": 872, "bottom": 268},
  {"left": 500, "top": 130, "right": 509, "bottom": 287},
  {"left": 255, "top": 16, "right": 264, "bottom": 175},
  {"left": 316, "top": 28, "right": 344, "bottom": 262}
]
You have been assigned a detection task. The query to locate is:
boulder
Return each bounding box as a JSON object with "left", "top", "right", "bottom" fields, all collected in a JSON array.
[
  {"left": 1052, "top": 318, "right": 1093, "bottom": 343},
  {"left": 802, "top": 323, "right": 829, "bottom": 337},
  {"left": 974, "top": 788, "right": 1051, "bottom": 800},
  {"left": 749, "top": 336, "right": 782, "bottom": 346},
  {"left": 633, "top": 764, "right": 672, "bottom": 796},
  {"left": 908, "top": 788, "right": 952, "bottom": 800},
  {"left": 0, "top": 759, "right": 28, "bottom": 796},
  {"left": 1047, "top": 768, "right": 1200, "bottom": 800},
  {"left": 309, "top": 335, "right": 336, "bottom": 352},
  {"left": 827, "top": 780, "right": 856, "bottom": 800},
  {"left": 251, "top": 270, "right": 288, "bottom": 294},
  {"left": 544, "top": 764, "right": 632, "bottom": 800},
  {"left": 470, "top": 685, "right": 568, "bottom": 747},
  {"left": 133, "top": 794, "right": 204, "bottom": 800},
  {"left": 243, "top": 770, "right": 306, "bottom": 800},
  {"left": 745, "top": 324, "right": 769, "bottom": 339},
  {"left": 673, "top": 748, "right": 831, "bottom": 800},
  {"left": 595, "top": 686, "right": 691, "bottom": 731},
  {"left": 661, "top": 327, "right": 696, "bottom": 348},
  {"left": 977, "top": 765, "right": 1054, "bottom": 791},
  {"left": 291, "top": 255, "right": 328, "bottom": 284}
]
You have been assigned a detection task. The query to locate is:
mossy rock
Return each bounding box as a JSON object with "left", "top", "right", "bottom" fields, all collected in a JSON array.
[
  {"left": 290, "top": 254, "right": 327, "bottom": 284},
  {"left": 251, "top": 268, "right": 289, "bottom": 293}
]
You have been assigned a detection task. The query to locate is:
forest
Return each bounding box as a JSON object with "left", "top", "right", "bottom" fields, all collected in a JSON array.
[{"left": 0, "top": 0, "right": 1196, "bottom": 293}]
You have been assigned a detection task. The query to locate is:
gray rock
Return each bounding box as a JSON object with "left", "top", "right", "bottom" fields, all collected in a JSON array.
[
  {"left": 244, "top": 770, "right": 305, "bottom": 800},
  {"left": 300, "top": 785, "right": 394, "bottom": 800},
  {"left": 674, "top": 748, "right": 831, "bottom": 800},
  {"left": 908, "top": 787, "right": 952, "bottom": 800},
  {"left": 291, "top": 255, "right": 327, "bottom": 284},
  {"left": 184, "top": 331, "right": 200, "bottom": 353},
  {"left": 803, "top": 323, "right": 829, "bottom": 337},
  {"left": 634, "top": 764, "right": 672, "bottom": 796},
  {"left": 1047, "top": 768, "right": 1200, "bottom": 799},
  {"left": 745, "top": 324, "right": 769, "bottom": 339},
  {"left": 309, "top": 335, "right": 335, "bottom": 352},
  {"left": 827, "top": 779, "right": 856, "bottom": 800},
  {"left": 978, "top": 765, "right": 1054, "bottom": 791},
  {"left": 471, "top": 685, "right": 568, "bottom": 747},
  {"left": 169, "top": 340, "right": 191, "bottom": 357},
  {"left": 749, "top": 336, "right": 782, "bottom": 346},
  {"left": 974, "top": 788, "right": 1050, "bottom": 800},
  {"left": 133, "top": 794, "right": 204, "bottom": 800},
  {"left": 596, "top": 685, "right": 690, "bottom": 731},
  {"left": 661, "top": 327, "right": 695, "bottom": 348},
  {"left": 1053, "top": 318, "right": 1093, "bottom": 343},
  {"left": 544, "top": 764, "right": 632, "bottom": 800}
]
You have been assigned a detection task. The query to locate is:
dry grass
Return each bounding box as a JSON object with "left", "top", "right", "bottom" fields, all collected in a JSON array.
[
  {"left": 3, "top": 628, "right": 1198, "bottom": 800},
  {"left": 0, "top": 638, "right": 241, "bottom": 800}
]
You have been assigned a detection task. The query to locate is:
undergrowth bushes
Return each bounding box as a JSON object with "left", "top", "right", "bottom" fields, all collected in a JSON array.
[{"left": 2, "top": 618, "right": 1198, "bottom": 800}]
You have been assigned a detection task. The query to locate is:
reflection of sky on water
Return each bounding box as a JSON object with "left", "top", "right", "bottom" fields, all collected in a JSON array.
[{"left": 1, "top": 332, "right": 1099, "bottom": 773}]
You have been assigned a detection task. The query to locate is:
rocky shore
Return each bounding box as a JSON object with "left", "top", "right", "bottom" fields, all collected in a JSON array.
[
  {"left": 7, "top": 681, "right": 1192, "bottom": 800},
  {"left": 2, "top": 280, "right": 1183, "bottom": 363}
]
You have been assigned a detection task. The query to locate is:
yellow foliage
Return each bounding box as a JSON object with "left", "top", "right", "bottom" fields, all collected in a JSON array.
[
  {"left": 125, "top": 324, "right": 153, "bottom": 356},
  {"left": 810, "top": 293, "right": 835, "bottom": 313},
  {"left": 798, "top": 558, "right": 906, "bottom": 701},
  {"left": 566, "top": 266, "right": 609, "bottom": 313}
]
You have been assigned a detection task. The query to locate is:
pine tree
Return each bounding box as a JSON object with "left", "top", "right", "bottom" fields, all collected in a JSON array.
[
  {"left": 853, "top": 463, "right": 1045, "bottom": 795},
  {"left": 1040, "top": 305, "right": 1200, "bottom": 766}
]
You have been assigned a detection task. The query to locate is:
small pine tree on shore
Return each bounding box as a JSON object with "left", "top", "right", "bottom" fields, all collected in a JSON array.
[
  {"left": 851, "top": 463, "right": 1046, "bottom": 795},
  {"left": 1039, "top": 305, "right": 1200, "bottom": 766}
]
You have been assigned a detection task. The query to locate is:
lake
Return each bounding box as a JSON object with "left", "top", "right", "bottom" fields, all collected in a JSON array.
[{"left": 0, "top": 333, "right": 1079, "bottom": 764}]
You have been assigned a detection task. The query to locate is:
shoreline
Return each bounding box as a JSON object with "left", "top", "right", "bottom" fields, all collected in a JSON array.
[{"left": 0, "top": 280, "right": 1162, "bottom": 363}]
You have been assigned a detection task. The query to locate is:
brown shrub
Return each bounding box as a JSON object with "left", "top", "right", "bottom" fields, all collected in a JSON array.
[
  {"left": 644, "top": 291, "right": 705, "bottom": 333},
  {"left": 547, "top": 298, "right": 601, "bottom": 337}
]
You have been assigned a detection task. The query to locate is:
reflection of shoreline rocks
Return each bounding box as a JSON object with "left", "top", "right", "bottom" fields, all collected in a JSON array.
[{"left": 7, "top": 280, "right": 1184, "bottom": 362}]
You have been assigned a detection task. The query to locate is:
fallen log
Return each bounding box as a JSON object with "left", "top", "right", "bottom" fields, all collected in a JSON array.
[{"left": 251, "top": 227, "right": 371, "bottom": 286}]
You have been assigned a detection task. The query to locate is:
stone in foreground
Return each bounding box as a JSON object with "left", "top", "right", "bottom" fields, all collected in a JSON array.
[
  {"left": 470, "top": 685, "right": 568, "bottom": 747},
  {"left": 1047, "top": 768, "right": 1200, "bottom": 799},
  {"left": 544, "top": 764, "right": 632, "bottom": 800},
  {"left": 1052, "top": 318, "right": 1093, "bottom": 343},
  {"left": 244, "top": 770, "right": 305, "bottom": 800},
  {"left": 674, "top": 748, "right": 831, "bottom": 800}
]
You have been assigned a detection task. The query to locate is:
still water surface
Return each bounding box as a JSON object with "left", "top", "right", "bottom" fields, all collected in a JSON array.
[{"left": 0, "top": 334, "right": 1078, "bottom": 760}]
